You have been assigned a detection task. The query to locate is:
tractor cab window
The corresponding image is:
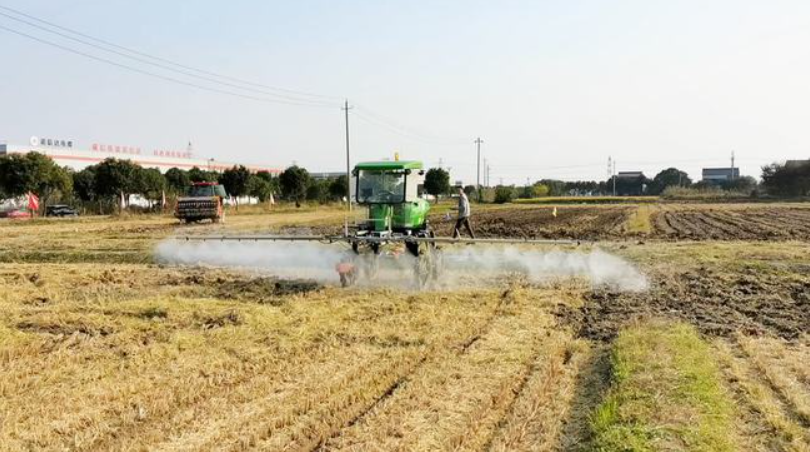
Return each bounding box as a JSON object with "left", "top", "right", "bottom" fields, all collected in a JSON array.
[{"left": 357, "top": 170, "right": 406, "bottom": 203}]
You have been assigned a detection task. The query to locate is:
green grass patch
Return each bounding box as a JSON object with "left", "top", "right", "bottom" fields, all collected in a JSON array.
[
  {"left": 592, "top": 321, "right": 736, "bottom": 452},
  {"left": 514, "top": 196, "right": 658, "bottom": 205}
]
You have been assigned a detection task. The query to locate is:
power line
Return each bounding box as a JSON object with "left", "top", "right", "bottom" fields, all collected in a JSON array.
[
  {"left": 0, "top": 5, "right": 472, "bottom": 148},
  {"left": 0, "top": 4, "right": 342, "bottom": 102},
  {"left": 0, "top": 5, "right": 466, "bottom": 143},
  {"left": 353, "top": 103, "right": 467, "bottom": 146},
  {"left": 0, "top": 23, "right": 338, "bottom": 108},
  {"left": 352, "top": 110, "right": 466, "bottom": 147},
  {"left": 0, "top": 10, "right": 337, "bottom": 107}
]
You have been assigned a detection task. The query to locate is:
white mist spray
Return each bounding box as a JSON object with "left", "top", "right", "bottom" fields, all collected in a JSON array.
[{"left": 155, "top": 240, "right": 648, "bottom": 292}]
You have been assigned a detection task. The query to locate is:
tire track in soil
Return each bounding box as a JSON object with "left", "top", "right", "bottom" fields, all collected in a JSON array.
[
  {"left": 98, "top": 295, "right": 503, "bottom": 451},
  {"left": 652, "top": 208, "right": 679, "bottom": 237},
  {"left": 556, "top": 347, "right": 612, "bottom": 452},
  {"left": 97, "top": 345, "right": 383, "bottom": 452},
  {"left": 321, "top": 289, "right": 556, "bottom": 451},
  {"left": 706, "top": 211, "right": 785, "bottom": 240},
  {"left": 689, "top": 211, "right": 760, "bottom": 240},
  {"left": 312, "top": 289, "right": 517, "bottom": 452},
  {"left": 687, "top": 212, "right": 742, "bottom": 240},
  {"left": 724, "top": 211, "right": 799, "bottom": 239},
  {"left": 764, "top": 212, "right": 810, "bottom": 235},
  {"left": 480, "top": 334, "right": 563, "bottom": 452},
  {"left": 715, "top": 339, "right": 810, "bottom": 451},
  {"left": 652, "top": 208, "right": 810, "bottom": 241},
  {"left": 737, "top": 337, "right": 810, "bottom": 428},
  {"left": 651, "top": 211, "right": 671, "bottom": 235},
  {"left": 703, "top": 211, "right": 765, "bottom": 239},
  {"left": 655, "top": 212, "right": 699, "bottom": 239},
  {"left": 208, "top": 302, "right": 510, "bottom": 452},
  {"left": 771, "top": 209, "right": 810, "bottom": 222},
  {"left": 486, "top": 336, "right": 600, "bottom": 452},
  {"left": 759, "top": 210, "right": 810, "bottom": 236},
  {"left": 672, "top": 211, "right": 706, "bottom": 239},
  {"left": 18, "top": 339, "right": 331, "bottom": 450}
]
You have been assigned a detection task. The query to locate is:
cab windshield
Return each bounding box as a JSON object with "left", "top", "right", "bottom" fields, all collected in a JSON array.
[
  {"left": 188, "top": 184, "right": 227, "bottom": 197},
  {"left": 357, "top": 170, "right": 406, "bottom": 203}
]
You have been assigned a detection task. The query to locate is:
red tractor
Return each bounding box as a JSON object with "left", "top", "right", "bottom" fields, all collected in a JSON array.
[{"left": 175, "top": 182, "right": 227, "bottom": 223}]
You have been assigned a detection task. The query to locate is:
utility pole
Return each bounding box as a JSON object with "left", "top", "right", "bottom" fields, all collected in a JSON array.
[
  {"left": 343, "top": 100, "right": 352, "bottom": 212},
  {"left": 482, "top": 157, "right": 487, "bottom": 187},
  {"left": 731, "top": 150, "right": 736, "bottom": 180},
  {"left": 475, "top": 137, "right": 483, "bottom": 201},
  {"left": 612, "top": 160, "right": 617, "bottom": 196}
]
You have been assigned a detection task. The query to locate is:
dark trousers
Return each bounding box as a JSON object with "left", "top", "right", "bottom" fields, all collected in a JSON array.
[{"left": 453, "top": 217, "right": 475, "bottom": 239}]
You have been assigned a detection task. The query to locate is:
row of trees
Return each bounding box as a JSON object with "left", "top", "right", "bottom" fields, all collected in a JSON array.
[
  {"left": 0, "top": 153, "right": 350, "bottom": 213},
  {"left": 483, "top": 167, "right": 764, "bottom": 203},
  {"left": 762, "top": 160, "right": 810, "bottom": 197},
  {"left": 410, "top": 166, "right": 759, "bottom": 204},
  {"left": 3, "top": 153, "right": 808, "bottom": 211},
  {"left": 0, "top": 153, "right": 73, "bottom": 206},
  {"left": 528, "top": 168, "right": 758, "bottom": 198}
]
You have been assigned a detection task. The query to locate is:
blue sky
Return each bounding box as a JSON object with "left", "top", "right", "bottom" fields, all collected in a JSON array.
[{"left": 2, "top": 0, "right": 809, "bottom": 184}]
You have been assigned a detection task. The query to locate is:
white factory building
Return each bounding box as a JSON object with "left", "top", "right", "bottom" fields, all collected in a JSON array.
[{"left": 0, "top": 136, "right": 281, "bottom": 175}]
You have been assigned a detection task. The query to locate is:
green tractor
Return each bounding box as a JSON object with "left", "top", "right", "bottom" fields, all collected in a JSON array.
[
  {"left": 353, "top": 161, "right": 432, "bottom": 248},
  {"left": 342, "top": 160, "right": 440, "bottom": 287}
]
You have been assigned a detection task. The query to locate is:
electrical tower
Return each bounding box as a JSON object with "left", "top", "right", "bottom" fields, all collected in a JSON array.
[{"left": 484, "top": 164, "right": 492, "bottom": 187}]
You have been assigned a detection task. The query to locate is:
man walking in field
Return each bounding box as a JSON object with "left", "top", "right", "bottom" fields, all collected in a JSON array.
[{"left": 453, "top": 187, "right": 475, "bottom": 239}]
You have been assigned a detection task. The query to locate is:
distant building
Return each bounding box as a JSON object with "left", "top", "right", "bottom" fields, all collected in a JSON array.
[
  {"left": 785, "top": 160, "right": 810, "bottom": 168},
  {"left": 0, "top": 138, "right": 281, "bottom": 174},
  {"left": 702, "top": 167, "right": 739, "bottom": 183},
  {"left": 616, "top": 171, "right": 645, "bottom": 179},
  {"left": 310, "top": 171, "right": 346, "bottom": 180},
  {"left": 613, "top": 171, "right": 648, "bottom": 195}
]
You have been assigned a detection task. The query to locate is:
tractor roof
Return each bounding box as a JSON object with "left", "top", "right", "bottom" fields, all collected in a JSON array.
[{"left": 354, "top": 160, "right": 423, "bottom": 171}]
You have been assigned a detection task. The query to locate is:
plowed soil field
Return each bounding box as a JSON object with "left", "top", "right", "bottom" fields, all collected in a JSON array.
[
  {"left": 431, "top": 206, "right": 631, "bottom": 240},
  {"left": 652, "top": 205, "right": 810, "bottom": 240}
]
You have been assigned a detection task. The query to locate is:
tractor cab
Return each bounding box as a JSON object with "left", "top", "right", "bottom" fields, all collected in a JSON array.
[{"left": 353, "top": 160, "right": 430, "bottom": 234}]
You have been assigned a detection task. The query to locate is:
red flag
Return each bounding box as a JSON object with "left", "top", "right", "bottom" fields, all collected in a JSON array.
[{"left": 27, "top": 192, "right": 40, "bottom": 213}]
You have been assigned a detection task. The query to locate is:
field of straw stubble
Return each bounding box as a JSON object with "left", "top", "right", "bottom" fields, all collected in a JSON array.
[{"left": 1, "top": 203, "right": 809, "bottom": 451}]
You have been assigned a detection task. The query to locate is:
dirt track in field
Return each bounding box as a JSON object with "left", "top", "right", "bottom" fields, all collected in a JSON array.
[
  {"left": 652, "top": 206, "right": 810, "bottom": 241},
  {"left": 430, "top": 206, "right": 631, "bottom": 240}
]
